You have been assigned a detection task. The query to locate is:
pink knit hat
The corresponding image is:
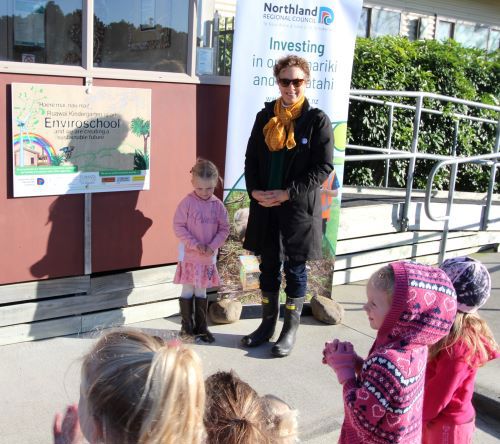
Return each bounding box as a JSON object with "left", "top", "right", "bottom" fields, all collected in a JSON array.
[{"left": 440, "top": 256, "right": 491, "bottom": 313}]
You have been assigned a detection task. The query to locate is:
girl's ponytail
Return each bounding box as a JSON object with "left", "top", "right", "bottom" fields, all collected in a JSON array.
[
  {"left": 190, "top": 158, "right": 223, "bottom": 188},
  {"left": 138, "top": 343, "right": 205, "bottom": 444},
  {"left": 82, "top": 330, "right": 205, "bottom": 444}
]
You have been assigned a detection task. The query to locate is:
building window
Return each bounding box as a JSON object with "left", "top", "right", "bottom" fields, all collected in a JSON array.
[
  {"left": 357, "top": 7, "right": 369, "bottom": 38},
  {"left": 436, "top": 20, "right": 454, "bottom": 42},
  {"left": 454, "top": 23, "right": 489, "bottom": 50},
  {"left": 370, "top": 9, "right": 401, "bottom": 38},
  {"left": 196, "top": 1, "right": 235, "bottom": 77},
  {"left": 0, "top": 0, "right": 82, "bottom": 65},
  {"left": 488, "top": 29, "right": 500, "bottom": 52},
  {"left": 93, "top": 0, "right": 189, "bottom": 73}
]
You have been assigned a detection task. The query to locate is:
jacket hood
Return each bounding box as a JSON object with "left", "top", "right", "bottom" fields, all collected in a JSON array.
[{"left": 374, "top": 261, "right": 457, "bottom": 351}]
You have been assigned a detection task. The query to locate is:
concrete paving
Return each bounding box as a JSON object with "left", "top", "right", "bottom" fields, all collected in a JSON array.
[{"left": 0, "top": 252, "right": 499, "bottom": 444}]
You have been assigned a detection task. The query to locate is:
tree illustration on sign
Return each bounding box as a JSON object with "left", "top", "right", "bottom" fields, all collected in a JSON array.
[
  {"left": 131, "top": 117, "right": 150, "bottom": 155},
  {"left": 131, "top": 117, "right": 150, "bottom": 171}
]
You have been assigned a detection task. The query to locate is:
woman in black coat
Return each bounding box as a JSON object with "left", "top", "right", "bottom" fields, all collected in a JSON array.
[{"left": 241, "top": 54, "right": 334, "bottom": 357}]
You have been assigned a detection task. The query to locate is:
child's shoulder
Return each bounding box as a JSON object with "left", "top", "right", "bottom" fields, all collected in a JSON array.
[
  {"left": 365, "top": 347, "right": 425, "bottom": 375},
  {"left": 178, "top": 192, "right": 196, "bottom": 204},
  {"left": 211, "top": 195, "right": 227, "bottom": 209},
  {"left": 175, "top": 193, "right": 197, "bottom": 212}
]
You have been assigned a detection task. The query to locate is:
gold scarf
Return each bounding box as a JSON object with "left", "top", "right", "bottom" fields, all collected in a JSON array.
[{"left": 263, "top": 96, "right": 305, "bottom": 152}]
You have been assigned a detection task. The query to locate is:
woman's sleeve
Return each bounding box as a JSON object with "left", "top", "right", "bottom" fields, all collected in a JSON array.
[
  {"left": 423, "top": 348, "right": 471, "bottom": 422},
  {"left": 287, "top": 111, "right": 334, "bottom": 201},
  {"left": 244, "top": 112, "right": 264, "bottom": 197},
  {"left": 209, "top": 202, "right": 230, "bottom": 251},
  {"left": 173, "top": 200, "right": 200, "bottom": 249}
]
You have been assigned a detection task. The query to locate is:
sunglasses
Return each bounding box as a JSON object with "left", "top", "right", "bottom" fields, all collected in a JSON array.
[{"left": 278, "top": 78, "right": 305, "bottom": 87}]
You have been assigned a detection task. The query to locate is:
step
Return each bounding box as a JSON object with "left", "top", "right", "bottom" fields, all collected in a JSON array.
[
  {"left": 335, "top": 231, "right": 500, "bottom": 271},
  {"left": 336, "top": 230, "right": 475, "bottom": 256},
  {"left": 338, "top": 195, "right": 500, "bottom": 239},
  {"left": 333, "top": 244, "right": 495, "bottom": 286}
]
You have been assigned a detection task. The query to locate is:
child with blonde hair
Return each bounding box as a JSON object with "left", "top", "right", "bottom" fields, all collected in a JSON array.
[
  {"left": 53, "top": 329, "right": 205, "bottom": 444},
  {"left": 204, "top": 370, "right": 275, "bottom": 444},
  {"left": 262, "top": 394, "right": 299, "bottom": 443},
  {"left": 323, "top": 261, "right": 457, "bottom": 443},
  {"left": 423, "top": 256, "right": 499, "bottom": 443},
  {"left": 173, "top": 158, "right": 230, "bottom": 342}
]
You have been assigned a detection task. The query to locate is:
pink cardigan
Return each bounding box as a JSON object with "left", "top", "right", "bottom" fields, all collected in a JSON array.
[{"left": 173, "top": 192, "right": 230, "bottom": 266}]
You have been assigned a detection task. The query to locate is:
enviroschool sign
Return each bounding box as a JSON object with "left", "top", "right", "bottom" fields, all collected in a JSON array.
[{"left": 11, "top": 83, "right": 151, "bottom": 197}]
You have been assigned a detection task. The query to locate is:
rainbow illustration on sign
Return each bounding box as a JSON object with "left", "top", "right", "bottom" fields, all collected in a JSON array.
[
  {"left": 318, "top": 6, "right": 334, "bottom": 25},
  {"left": 13, "top": 132, "right": 57, "bottom": 164}
]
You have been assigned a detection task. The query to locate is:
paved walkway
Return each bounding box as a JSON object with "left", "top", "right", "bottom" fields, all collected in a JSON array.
[{"left": 0, "top": 253, "right": 499, "bottom": 444}]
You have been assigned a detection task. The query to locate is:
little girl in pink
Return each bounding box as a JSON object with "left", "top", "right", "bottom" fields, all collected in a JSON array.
[{"left": 173, "top": 158, "right": 230, "bottom": 343}]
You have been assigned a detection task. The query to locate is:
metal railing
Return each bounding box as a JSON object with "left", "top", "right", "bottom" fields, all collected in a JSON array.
[{"left": 345, "top": 90, "right": 500, "bottom": 262}]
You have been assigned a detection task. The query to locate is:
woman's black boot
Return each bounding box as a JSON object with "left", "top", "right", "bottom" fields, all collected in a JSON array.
[
  {"left": 241, "top": 291, "right": 280, "bottom": 347},
  {"left": 194, "top": 297, "right": 215, "bottom": 343},
  {"left": 179, "top": 297, "right": 194, "bottom": 338},
  {"left": 271, "top": 297, "right": 305, "bottom": 357}
]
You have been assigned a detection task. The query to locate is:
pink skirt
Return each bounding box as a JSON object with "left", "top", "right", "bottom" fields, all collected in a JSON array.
[{"left": 173, "top": 261, "right": 220, "bottom": 288}]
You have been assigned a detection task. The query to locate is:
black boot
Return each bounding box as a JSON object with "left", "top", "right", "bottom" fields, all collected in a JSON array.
[
  {"left": 194, "top": 297, "right": 215, "bottom": 343},
  {"left": 241, "top": 291, "right": 280, "bottom": 347},
  {"left": 271, "top": 297, "right": 305, "bottom": 357},
  {"left": 179, "top": 297, "right": 194, "bottom": 338}
]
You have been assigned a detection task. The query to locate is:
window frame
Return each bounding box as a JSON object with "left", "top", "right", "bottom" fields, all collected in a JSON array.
[
  {"left": 435, "top": 15, "right": 499, "bottom": 51},
  {"left": 435, "top": 18, "right": 455, "bottom": 41},
  {"left": 368, "top": 6, "right": 402, "bottom": 38},
  {"left": 360, "top": 4, "right": 403, "bottom": 39},
  {"left": 0, "top": 0, "right": 231, "bottom": 85}
]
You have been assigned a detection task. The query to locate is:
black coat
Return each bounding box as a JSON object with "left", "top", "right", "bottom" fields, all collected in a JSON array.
[{"left": 243, "top": 99, "right": 334, "bottom": 261}]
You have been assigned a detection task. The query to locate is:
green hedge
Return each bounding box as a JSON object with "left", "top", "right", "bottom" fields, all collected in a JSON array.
[{"left": 346, "top": 37, "right": 500, "bottom": 192}]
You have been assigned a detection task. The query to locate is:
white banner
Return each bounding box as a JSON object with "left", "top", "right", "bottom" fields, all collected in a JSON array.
[{"left": 224, "top": 0, "right": 362, "bottom": 198}]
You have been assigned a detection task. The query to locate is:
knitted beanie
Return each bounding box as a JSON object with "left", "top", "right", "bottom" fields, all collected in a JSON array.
[{"left": 440, "top": 256, "right": 491, "bottom": 313}]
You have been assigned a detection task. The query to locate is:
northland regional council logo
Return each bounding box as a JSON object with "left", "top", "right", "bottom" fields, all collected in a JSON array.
[{"left": 263, "top": 3, "right": 334, "bottom": 25}]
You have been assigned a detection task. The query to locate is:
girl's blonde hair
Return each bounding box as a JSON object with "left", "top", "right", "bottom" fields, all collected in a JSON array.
[
  {"left": 428, "top": 312, "right": 499, "bottom": 367},
  {"left": 204, "top": 371, "right": 273, "bottom": 444},
  {"left": 190, "top": 158, "right": 221, "bottom": 187},
  {"left": 81, "top": 329, "right": 205, "bottom": 444},
  {"left": 369, "top": 265, "right": 395, "bottom": 302},
  {"left": 262, "top": 394, "right": 299, "bottom": 444}
]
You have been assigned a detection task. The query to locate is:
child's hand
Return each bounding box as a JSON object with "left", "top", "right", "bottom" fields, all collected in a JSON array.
[
  {"left": 354, "top": 352, "right": 364, "bottom": 375},
  {"left": 53, "top": 404, "right": 84, "bottom": 444},
  {"left": 197, "top": 244, "right": 214, "bottom": 256},
  {"left": 322, "top": 339, "right": 356, "bottom": 384}
]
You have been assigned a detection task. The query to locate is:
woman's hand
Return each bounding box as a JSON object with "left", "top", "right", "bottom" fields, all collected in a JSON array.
[
  {"left": 252, "top": 190, "right": 289, "bottom": 207},
  {"left": 53, "top": 405, "right": 84, "bottom": 444}
]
